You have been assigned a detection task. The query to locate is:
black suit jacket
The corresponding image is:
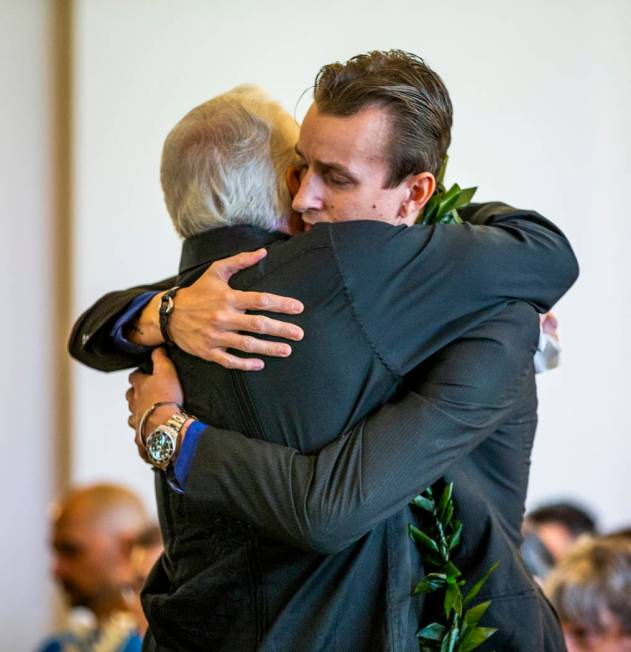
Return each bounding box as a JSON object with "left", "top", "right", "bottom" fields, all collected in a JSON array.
[{"left": 70, "top": 203, "right": 577, "bottom": 651}]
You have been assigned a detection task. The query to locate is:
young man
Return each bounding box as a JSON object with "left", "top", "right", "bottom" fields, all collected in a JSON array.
[{"left": 71, "top": 51, "right": 577, "bottom": 650}]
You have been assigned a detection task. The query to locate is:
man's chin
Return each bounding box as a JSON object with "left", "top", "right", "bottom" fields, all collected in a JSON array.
[{"left": 60, "top": 583, "right": 90, "bottom": 608}]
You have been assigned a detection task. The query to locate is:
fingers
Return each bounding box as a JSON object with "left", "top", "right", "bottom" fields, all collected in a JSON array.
[
  {"left": 219, "top": 332, "right": 293, "bottom": 358},
  {"left": 540, "top": 312, "right": 559, "bottom": 339},
  {"left": 126, "top": 385, "right": 135, "bottom": 431},
  {"left": 543, "top": 312, "right": 558, "bottom": 330},
  {"left": 151, "top": 347, "right": 169, "bottom": 370},
  {"left": 224, "top": 312, "right": 304, "bottom": 341},
  {"left": 210, "top": 248, "right": 268, "bottom": 282},
  {"left": 233, "top": 290, "right": 303, "bottom": 316},
  {"left": 150, "top": 347, "right": 180, "bottom": 378},
  {"left": 207, "top": 350, "right": 266, "bottom": 371}
]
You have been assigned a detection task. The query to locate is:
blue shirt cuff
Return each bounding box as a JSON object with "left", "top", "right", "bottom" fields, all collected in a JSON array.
[
  {"left": 168, "top": 420, "right": 207, "bottom": 493},
  {"left": 110, "top": 291, "right": 157, "bottom": 354}
]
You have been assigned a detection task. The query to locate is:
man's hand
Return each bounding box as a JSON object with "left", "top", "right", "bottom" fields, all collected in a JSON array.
[
  {"left": 126, "top": 348, "right": 185, "bottom": 463},
  {"left": 540, "top": 311, "right": 559, "bottom": 341},
  {"left": 127, "top": 248, "right": 305, "bottom": 371},
  {"left": 534, "top": 311, "right": 561, "bottom": 373}
]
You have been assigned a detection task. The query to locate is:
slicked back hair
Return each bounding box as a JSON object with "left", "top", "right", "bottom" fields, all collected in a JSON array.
[
  {"left": 313, "top": 50, "right": 453, "bottom": 187},
  {"left": 161, "top": 86, "right": 299, "bottom": 238}
]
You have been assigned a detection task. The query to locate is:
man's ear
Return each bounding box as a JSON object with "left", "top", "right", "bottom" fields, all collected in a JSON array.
[
  {"left": 285, "top": 165, "right": 301, "bottom": 199},
  {"left": 397, "top": 172, "right": 436, "bottom": 226},
  {"left": 117, "top": 533, "right": 136, "bottom": 564}
]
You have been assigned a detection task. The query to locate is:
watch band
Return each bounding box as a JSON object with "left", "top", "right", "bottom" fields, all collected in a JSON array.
[
  {"left": 159, "top": 286, "right": 180, "bottom": 345},
  {"left": 165, "top": 411, "right": 192, "bottom": 460},
  {"left": 166, "top": 412, "right": 189, "bottom": 432},
  {"left": 137, "top": 401, "right": 182, "bottom": 446}
]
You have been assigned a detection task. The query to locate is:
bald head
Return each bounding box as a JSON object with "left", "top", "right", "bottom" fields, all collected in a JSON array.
[
  {"left": 51, "top": 483, "right": 148, "bottom": 619},
  {"left": 54, "top": 483, "right": 147, "bottom": 534}
]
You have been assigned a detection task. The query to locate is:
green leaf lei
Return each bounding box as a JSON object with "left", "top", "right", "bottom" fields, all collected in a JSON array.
[
  {"left": 416, "top": 156, "right": 477, "bottom": 226},
  {"left": 411, "top": 162, "right": 498, "bottom": 651},
  {"left": 410, "top": 485, "right": 499, "bottom": 651}
]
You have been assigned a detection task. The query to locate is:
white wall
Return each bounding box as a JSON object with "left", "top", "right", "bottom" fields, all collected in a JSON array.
[
  {"left": 71, "top": 0, "right": 631, "bottom": 530},
  {"left": 0, "top": 1, "right": 55, "bottom": 649}
]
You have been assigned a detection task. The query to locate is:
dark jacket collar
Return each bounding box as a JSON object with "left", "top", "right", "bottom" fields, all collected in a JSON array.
[{"left": 179, "top": 225, "right": 288, "bottom": 274}]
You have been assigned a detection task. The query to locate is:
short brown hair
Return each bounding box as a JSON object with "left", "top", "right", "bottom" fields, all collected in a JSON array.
[{"left": 313, "top": 50, "right": 453, "bottom": 186}]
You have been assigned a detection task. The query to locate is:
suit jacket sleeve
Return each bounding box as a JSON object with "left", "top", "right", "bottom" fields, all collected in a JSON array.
[
  {"left": 183, "top": 301, "right": 540, "bottom": 554},
  {"left": 68, "top": 275, "right": 177, "bottom": 371},
  {"left": 328, "top": 202, "right": 578, "bottom": 377}
]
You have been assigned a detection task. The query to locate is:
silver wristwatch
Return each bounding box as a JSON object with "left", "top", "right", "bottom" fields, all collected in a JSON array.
[{"left": 145, "top": 412, "right": 190, "bottom": 471}]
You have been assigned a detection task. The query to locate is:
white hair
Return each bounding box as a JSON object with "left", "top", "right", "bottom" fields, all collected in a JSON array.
[{"left": 160, "top": 85, "right": 300, "bottom": 238}]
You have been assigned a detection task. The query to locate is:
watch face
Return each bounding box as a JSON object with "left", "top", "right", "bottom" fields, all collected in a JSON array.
[{"left": 146, "top": 427, "right": 176, "bottom": 466}]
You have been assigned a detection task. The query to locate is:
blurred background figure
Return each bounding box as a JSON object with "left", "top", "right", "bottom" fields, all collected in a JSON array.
[
  {"left": 522, "top": 501, "right": 598, "bottom": 581},
  {"left": 130, "top": 523, "right": 162, "bottom": 592},
  {"left": 124, "top": 523, "right": 163, "bottom": 637},
  {"left": 38, "top": 483, "right": 148, "bottom": 652},
  {"left": 545, "top": 535, "right": 631, "bottom": 652}
]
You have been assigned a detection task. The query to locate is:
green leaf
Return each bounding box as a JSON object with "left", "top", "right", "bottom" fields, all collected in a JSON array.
[
  {"left": 418, "top": 622, "right": 447, "bottom": 642},
  {"left": 422, "top": 199, "right": 438, "bottom": 223},
  {"left": 438, "top": 483, "right": 454, "bottom": 520},
  {"left": 412, "top": 494, "right": 436, "bottom": 512},
  {"left": 414, "top": 573, "right": 447, "bottom": 595},
  {"left": 436, "top": 211, "right": 457, "bottom": 224},
  {"left": 442, "top": 561, "right": 461, "bottom": 580},
  {"left": 452, "top": 186, "right": 477, "bottom": 209},
  {"left": 436, "top": 187, "right": 462, "bottom": 218},
  {"left": 459, "top": 627, "right": 498, "bottom": 652},
  {"left": 442, "top": 502, "right": 454, "bottom": 527},
  {"left": 463, "top": 600, "right": 491, "bottom": 628},
  {"left": 442, "top": 210, "right": 463, "bottom": 225},
  {"left": 436, "top": 155, "right": 449, "bottom": 185},
  {"left": 440, "top": 618, "right": 460, "bottom": 652},
  {"left": 448, "top": 521, "right": 463, "bottom": 551},
  {"left": 409, "top": 525, "right": 440, "bottom": 552},
  {"left": 463, "top": 562, "right": 500, "bottom": 605},
  {"left": 418, "top": 156, "right": 475, "bottom": 226},
  {"left": 439, "top": 182, "right": 461, "bottom": 204},
  {"left": 444, "top": 579, "right": 463, "bottom": 618},
  {"left": 425, "top": 551, "right": 447, "bottom": 567}
]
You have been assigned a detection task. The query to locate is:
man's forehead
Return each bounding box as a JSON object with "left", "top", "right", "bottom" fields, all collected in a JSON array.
[{"left": 297, "top": 103, "right": 390, "bottom": 167}]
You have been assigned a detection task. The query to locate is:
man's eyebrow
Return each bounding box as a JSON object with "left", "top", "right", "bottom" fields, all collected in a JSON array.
[{"left": 295, "top": 145, "right": 357, "bottom": 180}]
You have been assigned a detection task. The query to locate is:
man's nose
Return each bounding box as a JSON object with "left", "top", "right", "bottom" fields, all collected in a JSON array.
[{"left": 292, "top": 170, "right": 323, "bottom": 214}]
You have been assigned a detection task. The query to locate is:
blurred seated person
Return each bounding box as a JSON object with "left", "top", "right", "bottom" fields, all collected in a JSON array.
[
  {"left": 522, "top": 501, "right": 598, "bottom": 580},
  {"left": 38, "top": 483, "right": 149, "bottom": 652},
  {"left": 545, "top": 536, "right": 631, "bottom": 651},
  {"left": 124, "top": 523, "right": 163, "bottom": 637},
  {"left": 601, "top": 527, "right": 631, "bottom": 541}
]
